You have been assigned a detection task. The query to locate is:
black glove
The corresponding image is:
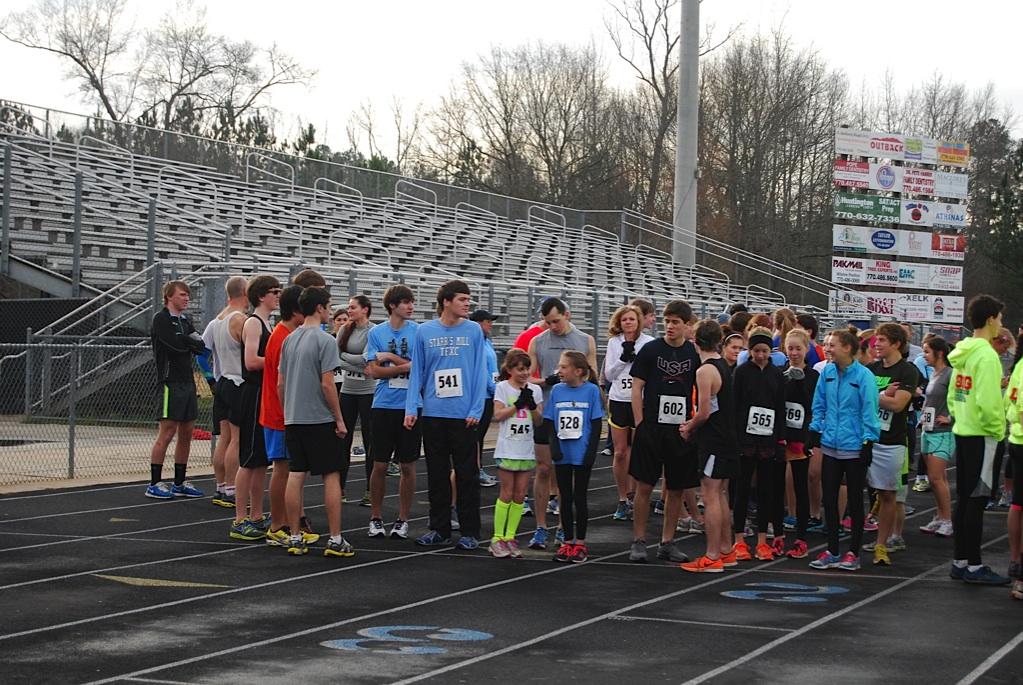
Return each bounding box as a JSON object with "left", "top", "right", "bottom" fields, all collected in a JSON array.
[
  {"left": 544, "top": 373, "right": 560, "bottom": 388},
  {"left": 514, "top": 386, "right": 536, "bottom": 410},
  {"left": 860, "top": 441, "right": 874, "bottom": 467},
  {"left": 619, "top": 340, "right": 636, "bottom": 363},
  {"left": 912, "top": 395, "right": 925, "bottom": 411},
  {"left": 806, "top": 431, "right": 821, "bottom": 450}
]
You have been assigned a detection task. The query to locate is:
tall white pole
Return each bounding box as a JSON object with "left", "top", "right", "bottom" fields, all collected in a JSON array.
[{"left": 672, "top": 0, "right": 699, "bottom": 267}]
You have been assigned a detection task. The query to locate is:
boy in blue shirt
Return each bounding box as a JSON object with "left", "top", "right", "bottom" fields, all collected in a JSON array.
[{"left": 405, "top": 280, "right": 489, "bottom": 549}]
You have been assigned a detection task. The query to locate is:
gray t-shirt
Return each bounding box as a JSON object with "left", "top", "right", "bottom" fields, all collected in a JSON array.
[
  {"left": 280, "top": 326, "right": 342, "bottom": 425},
  {"left": 337, "top": 322, "right": 376, "bottom": 395},
  {"left": 923, "top": 366, "right": 952, "bottom": 433},
  {"left": 532, "top": 324, "right": 591, "bottom": 403}
]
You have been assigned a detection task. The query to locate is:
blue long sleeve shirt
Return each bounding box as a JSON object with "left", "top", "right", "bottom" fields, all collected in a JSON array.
[{"left": 405, "top": 318, "right": 489, "bottom": 420}]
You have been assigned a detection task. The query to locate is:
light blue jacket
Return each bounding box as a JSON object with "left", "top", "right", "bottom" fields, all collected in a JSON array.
[{"left": 809, "top": 360, "right": 880, "bottom": 451}]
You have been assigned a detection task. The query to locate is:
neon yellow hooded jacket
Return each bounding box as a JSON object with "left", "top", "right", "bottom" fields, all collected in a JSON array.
[
  {"left": 1005, "top": 358, "right": 1023, "bottom": 445},
  {"left": 947, "top": 337, "right": 1005, "bottom": 440}
]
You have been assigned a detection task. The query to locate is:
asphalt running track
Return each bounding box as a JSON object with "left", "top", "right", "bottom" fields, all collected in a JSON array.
[{"left": 1, "top": 455, "right": 1021, "bottom": 685}]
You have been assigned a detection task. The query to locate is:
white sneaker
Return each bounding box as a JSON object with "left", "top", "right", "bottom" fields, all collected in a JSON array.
[
  {"left": 368, "top": 518, "right": 386, "bottom": 537},
  {"left": 389, "top": 519, "right": 409, "bottom": 539},
  {"left": 919, "top": 517, "right": 942, "bottom": 534},
  {"left": 935, "top": 520, "right": 954, "bottom": 538}
]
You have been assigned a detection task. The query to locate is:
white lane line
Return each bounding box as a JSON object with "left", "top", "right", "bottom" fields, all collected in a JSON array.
[
  {"left": 956, "top": 628, "right": 1023, "bottom": 685},
  {"left": 0, "top": 477, "right": 215, "bottom": 501},
  {"left": 78, "top": 533, "right": 692, "bottom": 685},
  {"left": 123, "top": 677, "right": 196, "bottom": 685},
  {"left": 681, "top": 534, "right": 1010, "bottom": 685},
  {"left": 609, "top": 615, "right": 793, "bottom": 633}
]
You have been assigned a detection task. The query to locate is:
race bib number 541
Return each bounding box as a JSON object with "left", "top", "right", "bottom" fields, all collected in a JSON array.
[{"left": 434, "top": 368, "right": 463, "bottom": 398}]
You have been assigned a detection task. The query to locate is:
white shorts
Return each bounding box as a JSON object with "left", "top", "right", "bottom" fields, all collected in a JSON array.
[{"left": 867, "top": 443, "right": 907, "bottom": 493}]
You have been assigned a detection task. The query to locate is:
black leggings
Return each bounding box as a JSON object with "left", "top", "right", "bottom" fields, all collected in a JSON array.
[
  {"left": 789, "top": 458, "right": 810, "bottom": 540},
  {"left": 477, "top": 398, "right": 494, "bottom": 465},
  {"left": 823, "top": 454, "right": 867, "bottom": 556},
  {"left": 555, "top": 464, "right": 592, "bottom": 540},
  {"left": 340, "top": 393, "right": 374, "bottom": 482},
  {"left": 733, "top": 453, "right": 785, "bottom": 536},
  {"left": 954, "top": 435, "right": 995, "bottom": 565}
]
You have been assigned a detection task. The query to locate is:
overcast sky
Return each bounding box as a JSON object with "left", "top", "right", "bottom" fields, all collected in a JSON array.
[{"left": 2, "top": 0, "right": 1019, "bottom": 153}]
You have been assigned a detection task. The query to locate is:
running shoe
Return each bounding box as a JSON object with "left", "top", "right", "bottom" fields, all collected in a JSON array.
[
  {"left": 863, "top": 515, "right": 879, "bottom": 532},
  {"left": 266, "top": 528, "right": 290, "bottom": 546},
  {"left": 687, "top": 519, "right": 705, "bottom": 534},
  {"left": 783, "top": 515, "right": 797, "bottom": 531},
  {"left": 629, "top": 539, "right": 648, "bottom": 563},
  {"left": 287, "top": 536, "right": 308, "bottom": 556},
  {"left": 935, "top": 520, "right": 954, "bottom": 538},
  {"left": 251, "top": 513, "right": 271, "bottom": 532},
  {"left": 653, "top": 499, "right": 665, "bottom": 515},
  {"left": 522, "top": 497, "right": 534, "bottom": 517},
  {"left": 919, "top": 517, "right": 942, "bottom": 534},
  {"left": 528, "top": 527, "right": 549, "bottom": 550},
  {"left": 949, "top": 563, "right": 967, "bottom": 580},
  {"left": 873, "top": 544, "right": 891, "bottom": 566},
  {"left": 677, "top": 517, "right": 694, "bottom": 532},
  {"left": 324, "top": 537, "right": 355, "bottom": 557},
  {"left": 862, "top": 540, "right": 878, "bottom": 552},
  {"left": 450, "top": 507, "right": 460, "bottom": 531},
  {"left": 912, "top": 477, "right": 931, "bottom": 493},
  {"left": 390, "top": 519, "right": 409, "bottom": 539},
  {"left": 456, "top": 536, "right": 479, "bottom": 551},
  {"left": 720, "top": 548, "right": 739, "bottom": 567},
  {"left": 300, "top": 515, "right": 317, "bottom": 536},
  {"left": 229, "top": 519, "right": 266, "bottom": 541},
  {"left": 838, "top": 552, "right": 861, "bottom": 571},
  {"left": 733, "top": 541, "right": 752, "bottom": 561},
  {"left": 359, "top": 490, "right": 371, "bottom": 507},
  {"left": 479, "top": 469, "right": 498, "bottom": 488},
  {"left": 985, "top": 499, "right": 996, "bottom": 511},
  {"left": 570, "top": 544, "right": 589, "bottom": 563},
  {"left": 555, "top": 528, "right": 565, "bottom": 545},
  {"left": 215, "top": 491, "right": 236, "bottom": 508},
  {"left": 172, "top": 481, "right": 204, "bottom": 498},
  {"left": 613, "top": 501, "right": 630, "bottom": 521},
  {"left": 1009, "top": 561, "right": 1021, "bottom": 580},
  {"left": 998, "top": 490, "right": 1013, "bottom": 508},
  {"left": 787, "top": 540, "right": 809, "bottom": 559},
  {"left": 415, "top": 531, "right": 451, "bottom": 546},
  {"left": 211, "top": 491, "right": 227, "bottom": 507},
  {"left": 771, "top": 536, "right": 786, "bottom": 558},
  {"left": 368, "top": 518, "right": 386, "bottom": 537},
  {"left": 807, "top": 517, "right": 825, "bottom": 533},
  {"left": 352, "top": 445, "right": 366, "bottom": 457},
  {"left": 809, "top": 550, "right": 842, "bottom": 570},
  {"left": 887, "top": 536, "right": 907, "bottom": 552},
  {"left": 507, "top": 540, "right": 523, "bottom": 558},
  {"left": 656, "top": 542, "right": 689, "bottom": 563},
  {"left": 841, "top": 516, "right": 852, "bottom": 531},
  {"left": 904, "top": 505, "right": 916, "bottom": 515},
  {"left": 387, "top": 461, "right": 401, "bottom": 477},
  {"left": 554, "top": 543, "right": 575, "bottom": 563},
  {"left": 963, "top": 566, "right": 1010, "bottom": 586},
  {"left": 600, "top": 446, "right": 612, "bottom": 457},
  {"left": 547, "top": 497, "right": 560, "bottom": 516},
  {"left": 1011, "top": 579, "right": 1023, "bottom": 600},
  {"left": 145, "top": 482, "right": 173, "bottom": 499},
  {"left": 489, "top": 540, "right": 511, "bottom": 558},
  {"left": 680, "top": 555, "right": 724, "bottom": 573},
  {"left": 754, "top": 542, "right": 775, "bottom": 561}
]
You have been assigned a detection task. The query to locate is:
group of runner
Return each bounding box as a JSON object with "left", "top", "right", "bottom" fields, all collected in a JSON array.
[{"left": 148, "top": 274, "right": 1023, "bottom": 598}]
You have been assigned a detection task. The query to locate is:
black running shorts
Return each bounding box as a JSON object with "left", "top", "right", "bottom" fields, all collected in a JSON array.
[{"left": 629, "top": 421, "right": 699, "bottom": 491}]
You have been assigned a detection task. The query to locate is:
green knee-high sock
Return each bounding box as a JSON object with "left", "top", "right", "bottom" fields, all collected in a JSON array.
[
  {"left": 492, "top": 499, "right": 510, "bottom": 543},
  {"left": 505, "top": 500, "right": 524, "bottom": 541}
]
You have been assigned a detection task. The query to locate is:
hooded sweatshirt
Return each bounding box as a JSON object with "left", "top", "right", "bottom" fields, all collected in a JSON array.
[
  {"left": 1005, "top": 358, "right": 1023, "bottom": 446},
  {"left": 947, "top": 337, "right": 1005, "bottom": 440}
]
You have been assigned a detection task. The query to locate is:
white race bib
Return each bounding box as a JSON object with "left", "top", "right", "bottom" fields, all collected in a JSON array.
[
  {"left": 388, "top": 373, "right": 409, "bottom": 389},
  {"left": 434, "top": 368, "right": 463, "bottom": 398},
  {"left": 658, "top": 395, "right": 687, "bottom": 425},
  {"left": 333, "top": 371, "right": 344, "bottom": 384},
  {"left": 746, "top": 406, "right": 775, "bottom": 436},
  {"left": 785, "top": 402, "right": 805, "bottom": 429},
  {"left": 878, "top": 408, "right": 893, "bottom": 432},
  {"left": 492, "top": 371, "right": 499, "bottom": 384},
  {"left": 922, "top": 407, "right": 935, "bottom": 431},
  {"left": 346, "top": 370, "right": 365, "bottom": 381},
  {"left": 507, "top": 412, "right": 533, "bottom": 441},
  {"left": 557, "top": 410, "right": 584, "bottom": 440},
  {"left": 618, "top": 376, "right": 633, "bottom": 393}
]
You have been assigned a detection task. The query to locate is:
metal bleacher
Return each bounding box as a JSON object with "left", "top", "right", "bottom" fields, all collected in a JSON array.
[{"left": 0, "top": 101, "right": 845, "bottom": 354}]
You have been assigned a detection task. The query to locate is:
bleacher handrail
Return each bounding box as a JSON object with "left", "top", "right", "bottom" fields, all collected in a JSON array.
[
  {"left": 157, "top": 165, "right": 220, "bottom": 222},
  {"left": 327, "top": 227, "right": 392, "bottom": 271},
  {"left": 42, "top": 263, "right": 161, "bottom": 335},
  {"left": 245, "top": 152, "right": 295, "bottom": 190},
  {"left": 395, "top": 179, "right": 438, "bottom": 215},
  {"left": 527, "top": 205, "right": 567, "bottom": 230},
  {"left": 313, "top": 177, "right": 364, "bottom": 219},
  {"left": 77, "top": 135, "right": 135, "bottom": 187}
]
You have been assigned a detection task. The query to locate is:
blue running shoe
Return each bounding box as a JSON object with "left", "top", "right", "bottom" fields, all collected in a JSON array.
[
  {"left": 809, "top": 550, "right": 842, "bottom": 570},
  {"left": 613, "top": 501, "right": 630, "bottom": 521},
  {"left": 251, "top": 513, "right": 271, "bottom": 532},
  {"left": 555, "top": 527, "right": 565, "bottom": 545},
  {"left": 415, "top": 531, "right": 452, "bottom": 546},
  {"left": 528, "top": 527, "right": 549, "bottom": 550},
  {"left": 547, "top": 497, "right": 560, "bottom": 516},
  {"left": 456, "top": 536, "right": 479, "bottom": 550},
  {"left": 783, "top": 515, "right": 797, "bottom": 531},
  {"left": 522, "top": 497, "right": 534, "bottom": 518},
  {"left": 145, "top": 482, "right": 173, "bottom": 499},
  {"left": 963, "top": 565, "right": 1011, "bottom": 586},
  {"left": 838, "top": 552, "right": 860, "bottom": 571},
  {"left": 230, "top": 519, "right": 266, "bottom": 541},
  {"left": 653, "top": 499, "right": 665, "bottom": 515},
  {"left": 806, "top": 517, "right": 825, "bottom": 533},
  {"left": 949, "top": 563, "right": 967, "bottom": 580},
  {"left": 171, "top": 481, "right": 204, "bottom": 498}
]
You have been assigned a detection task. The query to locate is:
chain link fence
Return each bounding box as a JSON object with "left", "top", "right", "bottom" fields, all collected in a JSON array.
[{"left": 0, "top": 340, "right": 214, "bottom": 487}]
